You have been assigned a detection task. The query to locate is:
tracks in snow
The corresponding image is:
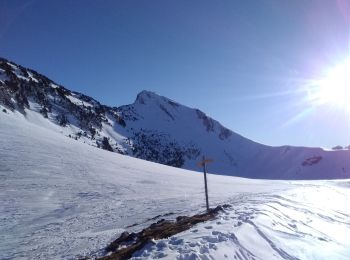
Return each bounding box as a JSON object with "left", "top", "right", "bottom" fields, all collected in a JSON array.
[{"left": 121, "top": 188, "right": 350, "bottom": 259}]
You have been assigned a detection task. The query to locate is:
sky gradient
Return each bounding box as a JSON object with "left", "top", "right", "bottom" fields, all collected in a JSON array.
[{"left": 1, "top": 0, "right": 350, "bottom": 148}]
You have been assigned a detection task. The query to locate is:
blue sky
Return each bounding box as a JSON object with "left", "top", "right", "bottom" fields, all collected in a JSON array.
[{"left": 1, "top": 0, "right": 350, "bottom": 148}]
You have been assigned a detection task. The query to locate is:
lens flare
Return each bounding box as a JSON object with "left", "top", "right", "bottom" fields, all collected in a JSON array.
[{"left": 309, "top": 59, "right": 350, "bottom": 110}]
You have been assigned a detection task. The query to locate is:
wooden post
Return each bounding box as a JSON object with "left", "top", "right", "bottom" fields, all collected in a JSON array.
[
  {"left": 198, "top": 156, "right": 213, "bottom": 212},
  {"left": 202, "top": 156, "right": 209, "bottom": 211}
]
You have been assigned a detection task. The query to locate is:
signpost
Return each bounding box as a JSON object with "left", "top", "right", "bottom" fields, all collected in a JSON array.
[{"left": 197, "top": 156, "right": 213, "bottom": 212}]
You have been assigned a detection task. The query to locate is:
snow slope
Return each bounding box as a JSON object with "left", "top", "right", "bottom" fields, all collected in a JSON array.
[
  {"left": 119, "top": 91, "right": 350, "bottom": 180},
  {"left": 1, "top": 106, "right": 350, "bottom": 259},
  {"left": 2, "top": 57, "right": 350, "bottom": 180}
]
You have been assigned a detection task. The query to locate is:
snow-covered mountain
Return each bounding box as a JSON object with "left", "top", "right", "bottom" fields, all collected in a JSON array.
[
  {"left": 1, "top": 58, "right": 350, "bottom": 259},
  {"left": 1, "top": 101, "right": 350, "bottom": 259},
  {"left": 1, "top": 57, "right": 350, "bottom": 180}
]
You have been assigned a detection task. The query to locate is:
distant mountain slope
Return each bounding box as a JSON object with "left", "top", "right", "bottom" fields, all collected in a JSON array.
[{"left": 1, "top": 57, "right": 350, "bottom": 179}]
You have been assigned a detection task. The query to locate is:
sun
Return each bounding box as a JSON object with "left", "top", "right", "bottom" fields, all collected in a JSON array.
[{"left": 310, "top": 59, "right": 350, "bottom": 110}]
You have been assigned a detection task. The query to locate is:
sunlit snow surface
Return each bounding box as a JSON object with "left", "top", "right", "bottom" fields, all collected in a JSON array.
[
  {"left": 1, "top": 110, "right": 350, "bottom": 259},
  {"left": 135, "top": 187, "right": 350, "bottom": 260}
]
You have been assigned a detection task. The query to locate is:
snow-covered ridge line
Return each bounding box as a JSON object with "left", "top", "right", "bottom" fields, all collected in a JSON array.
[{"left": 1, "top": 56, "right": 350, "bottom": 179}]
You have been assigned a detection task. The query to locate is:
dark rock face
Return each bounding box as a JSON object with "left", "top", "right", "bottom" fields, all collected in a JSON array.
[
  {"left": 196, "top": 109, "right": 215, "bottom": 132},
  {"left": 132, "top": 130, "right": 200, "bottom": 168},
  {"left": 101, "top": 137, "right": 113, "bottom": 152},
  {"left": 302, "top": 156, "right": 322, "bottom": 166},
  {"left": 0, "top": 58, "right": 117, "bottom": 132}
]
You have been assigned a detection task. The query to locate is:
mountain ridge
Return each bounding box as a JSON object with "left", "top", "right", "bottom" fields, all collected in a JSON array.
[{"left": 1, "top": 57, "right": 350, "bottom": 180}]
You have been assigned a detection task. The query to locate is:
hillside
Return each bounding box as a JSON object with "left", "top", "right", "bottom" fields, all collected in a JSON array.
[
  {"left": 1, "top": 57, "right": 350, "bottom": 179},
  {"left": 1, "top": 104, "right": 350, "bottom": 259}
]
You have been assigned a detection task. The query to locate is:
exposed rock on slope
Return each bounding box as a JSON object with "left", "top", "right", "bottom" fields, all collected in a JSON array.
[{"left": 1, "top": 57, "right": 350, "bottom": 179}]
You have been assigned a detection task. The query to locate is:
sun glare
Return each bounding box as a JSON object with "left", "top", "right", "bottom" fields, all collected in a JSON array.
[{"left": 310, "top": 59, "right": 350, "bottom": 110}]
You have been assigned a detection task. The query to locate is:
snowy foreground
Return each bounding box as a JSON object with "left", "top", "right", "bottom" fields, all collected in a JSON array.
[{"left": 1, "top": 112, "right": 350, "bottom": 259}]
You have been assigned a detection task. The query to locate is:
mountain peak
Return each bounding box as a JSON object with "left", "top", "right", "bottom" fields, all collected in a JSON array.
[
  {"left": 134, "top": 90, "right": 179, "bottom": 108},
  {"left": 135, "top": 90, "right": 158, "bottom": 104}
]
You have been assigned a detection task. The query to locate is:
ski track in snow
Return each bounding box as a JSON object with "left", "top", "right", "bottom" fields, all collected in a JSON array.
[
  {"left": 133, "top": 189, "right": 350, "bottom": 260},
  {"left": 1, "top": 111, "right": 350, "bottom": 259}
]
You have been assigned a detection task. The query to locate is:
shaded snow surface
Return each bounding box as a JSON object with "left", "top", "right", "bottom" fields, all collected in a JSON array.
[{"left": 1, "top": 111, "right": 350, "bottom": 259}]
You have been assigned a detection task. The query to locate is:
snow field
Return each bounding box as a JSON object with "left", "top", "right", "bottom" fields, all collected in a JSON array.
[{"left": 1, "top": 110, "right": 350, "bottom": 259}]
